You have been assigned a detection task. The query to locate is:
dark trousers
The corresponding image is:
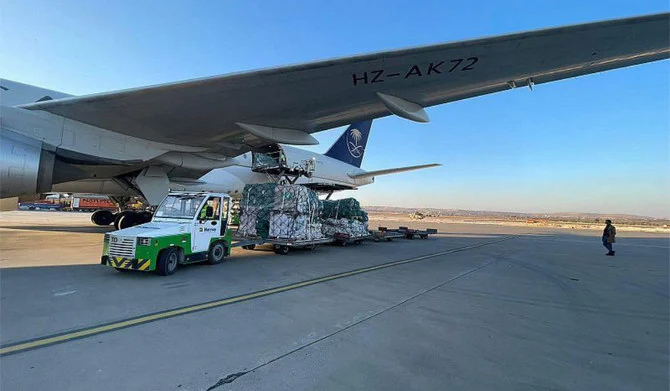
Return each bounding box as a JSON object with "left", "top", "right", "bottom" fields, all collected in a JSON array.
[{"left": 602, "top": 237, "right": 613, "bottom": 252}]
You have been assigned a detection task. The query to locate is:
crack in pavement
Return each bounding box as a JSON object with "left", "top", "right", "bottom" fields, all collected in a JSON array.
[
  {"left": 205, "top": 372, "right": 248, "bottom": 391},
  {"left": 204, "top": 248, "right": 520, "bottom": 390}
]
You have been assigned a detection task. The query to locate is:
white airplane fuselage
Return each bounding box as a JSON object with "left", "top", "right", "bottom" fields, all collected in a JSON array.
[
  {"left": 50, "top": 146, "right": 374, "bottom": 198},
  {"left": 192, "top": 147, "right": 375, "bottom": 195}
]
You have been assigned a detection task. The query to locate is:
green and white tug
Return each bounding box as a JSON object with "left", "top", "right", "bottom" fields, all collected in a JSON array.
[{"left": 101, "top": 192, "right": 232, "bottom": 275}]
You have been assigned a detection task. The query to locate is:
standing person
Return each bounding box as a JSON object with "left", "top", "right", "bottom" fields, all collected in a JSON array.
[{"left": 602, "top": 219, "right": 616, "bottom": 256}]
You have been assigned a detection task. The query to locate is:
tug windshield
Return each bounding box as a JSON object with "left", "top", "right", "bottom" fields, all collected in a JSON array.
[{"left": 154, "top": 195, "right": 205, "bottom": 219}]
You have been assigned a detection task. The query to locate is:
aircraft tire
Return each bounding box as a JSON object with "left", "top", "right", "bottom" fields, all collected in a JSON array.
[
  {"left": 116, "top": 212, "right": 139, "bottom": 230},
  {"left": 91, "top": 210, "right": 115, "bottom": 226},
  {"left": 138, "top": 211, "right": 153, "bottom": 224},
  {"left": 114, "top": 210, "right": 136, "bottom": 230},
  {"left": 113, "top": 211, "right": 132, "bottom": 230}
]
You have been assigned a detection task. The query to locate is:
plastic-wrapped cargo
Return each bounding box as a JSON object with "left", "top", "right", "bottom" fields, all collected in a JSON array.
[
  {"left": 309, "top": 222, "right": 323, "bottom": 240},
  {"left": 320, "top": 198, "right": 370, "bottom": 238},
  {"left": 269, "top": 212, "right": 323, "bottom": 240},
  {"left": 238, "top": 183, "right": 322, "bottom": 240},
  {"left": 321, "top": 218, "right": 369, "bottom": 238},
  {"left": 270, "top": 213, "right": 305, "bottom": 238},
  {"left": 238, "top": 206, "right": 261, "bottom": 236},
  {"left": 274, "top": 185, "right": 322, "bottom": 214},
  {"left": 239, "top": 184, "right": 276, "bottom": 238},
  {"left": 242, "top": 183, "right": 276, "bottom": 207},
  {"left": 322, "top": 198, "right": 368, "bottom": 222},
  {"left": 252, "top": 152, "right": 279, "bottom": 169}
]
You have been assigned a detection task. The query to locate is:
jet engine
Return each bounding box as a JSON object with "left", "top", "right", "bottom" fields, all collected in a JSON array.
[{"left": 0, "top": 129, "right": 55, "bottom": 198}]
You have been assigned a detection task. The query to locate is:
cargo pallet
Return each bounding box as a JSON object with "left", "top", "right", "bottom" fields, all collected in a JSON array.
[
  {"left": 379, "top": 226, "right": 438, "bottom": 239},
  {"left": 231, "top": 235, "right": 334, "bottom": 255},
  {"left": 332, "top": 232, "right": 372, "bottom": 246},
  {"left": 369, "top": 228, "right": 405, "bottom": 242}
]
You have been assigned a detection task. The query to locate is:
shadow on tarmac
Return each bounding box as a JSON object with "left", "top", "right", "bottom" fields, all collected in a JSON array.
[{"left": 0, "top": 225, "right": 114, "bottom": 234}]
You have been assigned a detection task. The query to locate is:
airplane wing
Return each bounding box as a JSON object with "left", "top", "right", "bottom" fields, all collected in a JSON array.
[
  {"left": 348, "top": 163, "right": 442, "bottom": 179},
  {"left": 19, "top": 13, "right": 669, "bottom": 156}
]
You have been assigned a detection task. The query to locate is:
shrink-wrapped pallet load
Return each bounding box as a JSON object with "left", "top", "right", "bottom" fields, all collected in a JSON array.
[
  {"left": 321, "top": 198, "right": 368, "bottom": 222},
  {"left": 238, "top": 183, "right": 323, "bottom": 240},
  {"left": 321, "top": 218, "right": 369, "bottom": 238}
]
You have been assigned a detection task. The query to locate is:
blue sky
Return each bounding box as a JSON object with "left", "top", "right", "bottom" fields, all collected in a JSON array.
[{"left": 1, "top": 1, "right": 668, "bottom": 217}]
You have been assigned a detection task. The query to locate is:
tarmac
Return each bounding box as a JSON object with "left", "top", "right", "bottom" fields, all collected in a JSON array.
[{"left": 0, "top": 211, "right": 668, "bottom": 390}]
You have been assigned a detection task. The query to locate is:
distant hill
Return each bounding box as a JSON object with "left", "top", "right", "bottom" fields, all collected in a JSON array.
[{"left": 363, "top": 205, "right": 669, "bottom": 224}]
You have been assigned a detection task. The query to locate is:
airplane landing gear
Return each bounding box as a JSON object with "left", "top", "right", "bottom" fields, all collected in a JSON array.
[
  {"left": 94, "top": 196, "right": 154, "bottom": 230},
  {"left": 91, "top": 210, "right": 115, "bottom": 226},
  {"left": 113, "top": 210, "right": 153, "bottom": 230}
]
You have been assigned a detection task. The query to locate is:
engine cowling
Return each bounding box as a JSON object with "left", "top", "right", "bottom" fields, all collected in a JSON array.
[{"left": 0, "top": 129, "right": 55, "bottom": 198}]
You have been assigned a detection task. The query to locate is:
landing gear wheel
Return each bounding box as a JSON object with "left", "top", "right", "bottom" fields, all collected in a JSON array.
[
  {"left": 274, "top": 245, "right": 290, "bottom": 255},
  {"left": 207, "top": 241, "right": 227, "bottom": 265},
  {"left": 117, "top": 213, "right": 139, "bottom": 230},
  {"left": 91, "top": 210, "right": 115, "bottom": 226},
  {"left": 138, "top": 211, "right": 153, "bottom": 224},
  {"left": 114, "top": 211, "right": 135, "bottom": 230},
  {"left": 156, "top": 247, "right": 179, "bottom": 276}
]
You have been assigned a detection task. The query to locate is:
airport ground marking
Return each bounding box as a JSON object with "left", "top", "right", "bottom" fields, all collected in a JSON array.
[
  {"left": 206, "top": 249, "right": 521, "bottom": 390},
  {"left": 0, "top": 235, "right": 517, "bottom": 356}
]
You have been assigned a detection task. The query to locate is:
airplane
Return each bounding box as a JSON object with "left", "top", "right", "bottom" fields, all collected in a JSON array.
[
  {"left": 55, "top": 117, "right": 439, "bottom": 228},
  {"left": 1, "top": 79, "right": 440, "bottom": 227},
  {"left": 1, "top": 13, "right": 668, "bottom": 226},
  {"left": 1, "top": 79, "right": 440, "bottom": 228}
]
